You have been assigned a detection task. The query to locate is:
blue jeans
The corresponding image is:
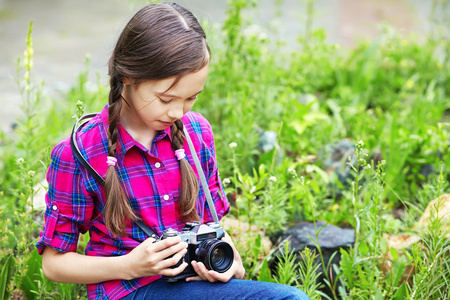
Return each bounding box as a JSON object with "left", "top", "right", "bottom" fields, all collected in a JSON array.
[{"left": 121, "top": 279, "right": 310, "bottom": 300}]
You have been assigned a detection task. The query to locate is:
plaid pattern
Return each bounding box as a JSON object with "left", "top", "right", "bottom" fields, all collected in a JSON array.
[{"left": 36, "top": 105, "right": 229, "bottom": 300}]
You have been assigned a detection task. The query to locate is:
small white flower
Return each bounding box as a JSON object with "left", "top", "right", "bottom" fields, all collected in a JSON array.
[
  {"left": 269, "top": 176, "right": 277, "bottom": 182},
  {"left": 17, "top": 158, "right": 24, "bottom": 164},
  {"left": 223, "top": 178, "right": 231, "bottom": 185},
  {"left": 228, "top": 142, "right": 237, "bottom": 149},
  {"left": 28, "top": 170, "right": 35, "bottom": 177}
]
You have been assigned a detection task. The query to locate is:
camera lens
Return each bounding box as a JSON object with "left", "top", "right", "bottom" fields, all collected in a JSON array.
[{"left": 197, "top": 239, "right": 234, "bottom": 273}]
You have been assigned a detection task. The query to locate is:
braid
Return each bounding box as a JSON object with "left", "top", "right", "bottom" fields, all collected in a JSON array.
[
  {"left": 170, "top": 119, "right": 185, "bottom": 149},
  {"left": 104, "top": 74, "right": 137, "bottom": 236},
  {"left": 102, "top": 2, "right": 210, "bottom": 233},
  {"left": 171, "top": 120, "right": 200, "bottom": 221}
]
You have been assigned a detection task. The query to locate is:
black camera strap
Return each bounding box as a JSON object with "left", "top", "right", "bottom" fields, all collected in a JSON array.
[
  {"left": 70, "top": 113, "right": 158, "bottom": 239},
  {"left": 71, "top": 113, "right": 104, "bottom": 184},
  {"left": 70, "top": 113, "right": 219, "bottom": 238}
]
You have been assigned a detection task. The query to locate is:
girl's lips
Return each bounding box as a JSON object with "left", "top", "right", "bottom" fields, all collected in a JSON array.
[{"left": 159, "top": 121, "right": 174, "bottom": 127}]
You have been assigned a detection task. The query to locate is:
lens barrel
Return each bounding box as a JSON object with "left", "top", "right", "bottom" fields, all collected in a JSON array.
[{"left": 197, "top": 239, "right": 234, "bottom": 273}]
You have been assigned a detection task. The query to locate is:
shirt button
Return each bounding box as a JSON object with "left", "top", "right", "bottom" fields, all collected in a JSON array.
[
  {"left": 163, "top": 194, "right": 170, "bottom": 201},
  {"left": 155, "top": 162, "right": 161, "bottom": 168},
  {"left": 52, "top": 205, "right": 57, "bottom": 211}
]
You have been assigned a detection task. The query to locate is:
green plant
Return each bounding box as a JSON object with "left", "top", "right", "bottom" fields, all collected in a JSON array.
[
  {"left": 1, "top": 1, "right": 449, "bottom": 299},
  {"left": 410, "top": 164, "right": 450, "bottom": 299}
]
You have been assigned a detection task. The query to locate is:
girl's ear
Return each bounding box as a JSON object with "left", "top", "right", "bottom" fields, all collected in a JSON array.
[{"left": 122, "top": 76, "right": 131, "bottom": 85}]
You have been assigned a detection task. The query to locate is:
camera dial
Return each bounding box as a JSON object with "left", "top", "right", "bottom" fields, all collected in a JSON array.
[
  {"left": 206, "top": 222, "right": 222, "bottom": 229},
  {"left": 162, "top": 228, "right": 179, "bottom": 238}
]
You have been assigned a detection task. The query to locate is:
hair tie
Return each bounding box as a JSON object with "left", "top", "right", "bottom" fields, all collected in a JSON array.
[
  {"left": 107, "top": 156, "right": 117, "bottom": 167},
  {"left": 174, "top": 149, "right": 185, "bottom": 161}
]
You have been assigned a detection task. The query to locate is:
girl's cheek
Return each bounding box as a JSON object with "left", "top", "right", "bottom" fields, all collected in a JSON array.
[{"left": 184, "top": 102, "right": 195, "bottom": 113}]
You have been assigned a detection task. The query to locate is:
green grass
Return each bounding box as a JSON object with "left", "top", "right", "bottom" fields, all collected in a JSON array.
[{"left": 0, "top": 0, "right": 449, "bottom": 299}]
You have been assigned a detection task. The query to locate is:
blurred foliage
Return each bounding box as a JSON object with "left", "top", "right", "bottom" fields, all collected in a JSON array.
[{"left": 0, "top": 0, "right": 449, "bottom": 298}]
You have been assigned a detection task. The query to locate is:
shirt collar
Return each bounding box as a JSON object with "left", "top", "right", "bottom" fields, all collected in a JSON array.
[{"left": 99, "top": 105, "right": 173, "bottom": 158}]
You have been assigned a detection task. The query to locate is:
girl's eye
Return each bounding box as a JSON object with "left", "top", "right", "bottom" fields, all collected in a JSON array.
[
  {"left": 157, "top": 96, "right": 197, "bottom": 103},
  {"left": 158, "top": 97, "right": 171, "bottom": 104}
]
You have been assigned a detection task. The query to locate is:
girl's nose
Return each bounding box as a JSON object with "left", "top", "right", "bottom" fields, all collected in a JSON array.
[{"left": 167, "top": 103, "right": 184, "bottom": 120}]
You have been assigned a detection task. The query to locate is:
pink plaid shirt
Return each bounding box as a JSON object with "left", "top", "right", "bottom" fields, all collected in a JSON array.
[{"left": 36, "top": 105, "right": 229, "bottom": 299}]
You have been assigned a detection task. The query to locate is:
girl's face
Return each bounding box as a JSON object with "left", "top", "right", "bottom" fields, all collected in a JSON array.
[{"left": 120, "top": 63, "right": 209, "bottom": 144}]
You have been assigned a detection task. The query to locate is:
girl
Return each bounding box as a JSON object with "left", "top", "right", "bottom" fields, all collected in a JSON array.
[{"left": 36, "top": 3, "right": 310, "bottom": 300}]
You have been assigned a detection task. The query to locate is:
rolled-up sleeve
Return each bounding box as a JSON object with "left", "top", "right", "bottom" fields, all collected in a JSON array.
[{"left": 36, "top": 141, "right": 94, "bottom": 254}]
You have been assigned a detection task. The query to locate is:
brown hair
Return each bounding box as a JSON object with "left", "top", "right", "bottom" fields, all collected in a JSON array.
[{"left": 105, "top": 2, "right": 209, "bottom": 236}]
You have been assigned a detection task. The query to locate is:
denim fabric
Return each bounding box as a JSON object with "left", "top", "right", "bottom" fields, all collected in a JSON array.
[{"left": 120, "top": 279, "right": 310, "bottom": 300}]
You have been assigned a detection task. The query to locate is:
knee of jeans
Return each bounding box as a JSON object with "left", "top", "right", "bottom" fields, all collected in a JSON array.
[{"left": 282, "top": 285, "right": 311, "bottom": 300}]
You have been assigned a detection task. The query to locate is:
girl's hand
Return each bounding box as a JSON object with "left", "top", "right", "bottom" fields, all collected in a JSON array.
[
  {"left": 185, "top": 232, "right": 245, "bottom": 283},
  {"left": 123, "top": 236, "right": 189, "bottom": 280}
]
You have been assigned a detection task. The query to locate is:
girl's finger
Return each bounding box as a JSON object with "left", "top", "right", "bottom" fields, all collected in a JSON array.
[
  {"left": 185, "top": 275, "right": 202, "bottom": 282},
  {"left": 158, "top": 248, "right": 188, "bottom": 269},
  {"left": 159, "top": 262, "right": 188, "bottom": 277},
  {"left": 190, "top": 261, "right": 208, "bottom": 281},
  {"left": 151, "top": 236, "right": 183, "bottom": 252},
  {"left": 191, "top": 261, "right": 216, "bottom": 282},
  {"left": 207, "top": 270, "right": 232, "bottom": 283},
  {"left": 154, "top": 241, "right": 188, "bottom": 261}
]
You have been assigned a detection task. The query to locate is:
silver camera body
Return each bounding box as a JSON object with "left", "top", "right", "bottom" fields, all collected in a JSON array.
[{"left": 161, "top": 221, "right": 234, "bottom": 282}]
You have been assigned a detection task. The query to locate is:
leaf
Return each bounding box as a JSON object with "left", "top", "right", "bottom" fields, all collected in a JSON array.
[
  {"left": 339, "top": 249, "right": 354, "bottom": 290},
  {"left": 391, "top": 255, "right": 407, "bottom": 287},
  {"left": 358, "top": 241, "right": 369, "bottom": 255},
  {"left": 380, "top": 236, "right": 388, "bottom": 253},
  {"left": 392, "top": 281, "right": 408, "bottom": 300},
  {"left": 257, "top": 258, "right": 275, "bottom": 283},
  {"left": 20, "top": 276, "right": 37, "bottom": 300},
  {"left": 374, "top": 286, "right": 383, "bottom": 300},
  {"left": 356, "top": 263, "right": 368, "bottom": 285},
  {"left": 390, "top": 246, "right": 399, "bottom": 261},
  {"left": 252, "top": 234, "right": 262, "bottom": 258},
  {"left": 19, "top": 249, "right": 42, "bottom": 300},
  {"left": 0, "top": 255, "right": 16, "bottom": 300},
  {"left": 305, "top": 165, "right": 330, "bottom": 184},
  {"left": 325, "top": 251, "right": 338, "bottom": 276}
]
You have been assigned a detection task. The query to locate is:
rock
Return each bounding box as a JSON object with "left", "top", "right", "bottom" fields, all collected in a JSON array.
[
  {"left": 257, "top": 130, "right": 279, "bottom": 153},
  {"left": 380, "top": 194, "right": 450, "bottom": 285},
  {"left": 383, "top": 233, "right": 421, "bottom": 254},
  {"left": 30, "top": 179, "right": 47, "bottom": 211},
  {"left": 270, "top": 221, "right": 355, "bottom": 297},
  {"left": 324, "top": 138, "right": 356, "bottom": 184},
  {"left": 381, "top": 233, "right": 419, "bottom": 285},
  {"left": 270, "top": 221, "right": 355, "bottom": 250},
  {"left": 222, "top": 216, "right": 272, "bottom": 256},
  {"left": 417, "top": 194, "right": 450, "bottom": 234},
  {"left": 323, "top": 139, "right": 357, "bottom": 198},
  {"left": 380, "top": 194, "right": 450, "bottom": 258},
  {"left": 28, "top": 179, "right": 47, "bottom": 226}
]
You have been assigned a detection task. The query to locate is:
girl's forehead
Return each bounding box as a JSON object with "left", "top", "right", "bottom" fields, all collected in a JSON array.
[{"left": 146, "top": 64, "right": 209, "bottom": 98}]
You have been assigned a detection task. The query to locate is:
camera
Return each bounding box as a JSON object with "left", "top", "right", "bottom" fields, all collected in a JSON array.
[{"left": 160, "top": 221, "right": 234, "bottom": 282}]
